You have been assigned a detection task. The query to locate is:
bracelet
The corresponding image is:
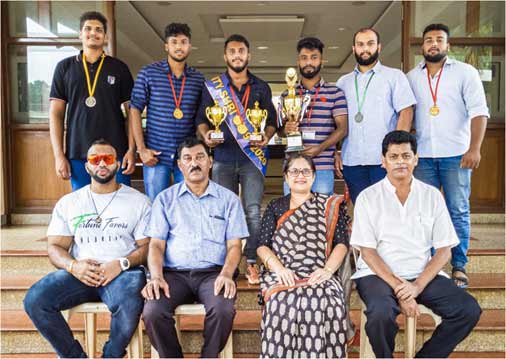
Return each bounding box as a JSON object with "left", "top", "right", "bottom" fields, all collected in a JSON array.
[
  {"left": 264, "top": 256, "right": 275, "bottom": 270},
  {"left": 67, "top": 259, "right": 76, "bottom": 274}
]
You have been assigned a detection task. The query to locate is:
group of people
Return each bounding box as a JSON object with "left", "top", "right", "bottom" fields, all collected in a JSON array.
[{"left": 23, "top": 10, "right": 488, "bottom": 359}]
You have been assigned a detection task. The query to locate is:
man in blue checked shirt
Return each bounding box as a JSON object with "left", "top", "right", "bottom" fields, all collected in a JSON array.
[{"left": 141, "top": 137, "right": 248, "bottom": 359}]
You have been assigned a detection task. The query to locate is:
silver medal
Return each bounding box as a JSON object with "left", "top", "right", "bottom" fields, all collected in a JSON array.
[
  {"left": 85, "top": 96, "right": 96, "bottom": 108},
  {"left": 355, "top": 112, "right": 364, "bottom": 123}
]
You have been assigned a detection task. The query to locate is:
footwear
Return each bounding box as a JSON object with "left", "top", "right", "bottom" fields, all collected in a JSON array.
[
  {"left": 452, "top": 267, "right": 469, "bottom": 289},
  {"left": 246, "top": 264, "right": 260, "bottom": 285}
]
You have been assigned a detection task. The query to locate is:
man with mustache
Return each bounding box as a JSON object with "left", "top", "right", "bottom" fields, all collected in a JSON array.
[
  {"left": 142, "top": 137, "right": 248, "bottom": 358},
  {"left": 196, "top": 34, "right": 278, "bottom": 284},
  {"left": 335, "top": 28, "right": 416, "bottom": 203},
  {"left": 130, "top": 23, "right": 205, "bottom": 201},
  {"left": 24, "top": 139, "right": 151, "bottom": 358},
  {"left": 407, "top": 23, "right": 489, "bottom": 288},
  {"left": 282, "top": 37, "right": 348, "bottom": 195}
]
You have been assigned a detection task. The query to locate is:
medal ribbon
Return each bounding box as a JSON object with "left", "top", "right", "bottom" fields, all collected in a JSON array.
[
  {"left": 426, "top": 65, "right": 444, "bottom": 107},
  {"left": 299, "top": 84, "right": 321, "bottom": 126},
  {"left": 354, "top": 71, "right": 375, "bottom": 115},
  {"left": 168, "top": 73, "right": 186, "bottom": 110},
  {"left": 83, "top": 53, "right": 106, "bottom": 99},
  {"left": 229, "top": 84, "right": 251, "bottom": 122}
]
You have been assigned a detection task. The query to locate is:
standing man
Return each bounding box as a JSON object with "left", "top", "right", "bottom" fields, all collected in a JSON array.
[
  {"left": 283, "top": 37, "right": 348, "bottom": 195},
  {"left": 142, "top": 137, "right": 248, "bottom": 358},
  {"left": 24, "top": 139, "right": 151, "bottom": 358},
  {"left": 49, "top": 11, "right": 136, "bottom": 191},
  {"left": 130, "top": 23, "right": 205, "bottom": 201},
  {"left": 407, "top": 23, "right": 489, "bottom": 288},
  {"left": 336, "top": 28, "right": 416, "bottom": 203},
  {"left": 196, "top": 34, "right": 277, "bottom": 284}
]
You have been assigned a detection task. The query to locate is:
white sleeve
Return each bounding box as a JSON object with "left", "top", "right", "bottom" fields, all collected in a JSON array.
[
  {"left": 47, "top": 199, "right": 72, "bottom": 236},
  {"left": 133, "top": 198, "right": 152, "bottom": 241},
  {"left": 350, "top": 193, "right": 378, "bottom": 249},
  {"left": 432, "top": 190, "right": 460, "bottom": 249}
]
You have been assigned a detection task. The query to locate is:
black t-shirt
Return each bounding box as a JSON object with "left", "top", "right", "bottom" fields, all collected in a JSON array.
[{"left": 50, "top": 51, "right": 134, "bottom": 159}]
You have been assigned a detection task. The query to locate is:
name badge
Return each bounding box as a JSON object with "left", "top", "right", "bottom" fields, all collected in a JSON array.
[{"left": 302, "top": 131, "right": 316, "bottom": 140}]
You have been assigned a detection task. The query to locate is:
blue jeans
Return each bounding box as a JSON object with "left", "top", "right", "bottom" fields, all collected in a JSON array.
[
  {"left": 415, "top": 155, "right": 472, "bottom": 269},
  {"left": 212, "top": 160, "right": 263, "bottom": 262},
  {"left": 70, "top": 159, "right": 131, "bottom": 192},
  {"left": 283, "top": 169, "right": 335, "bottom": 196},
  {"left": 342, "top": 165, "right": 387, "bottom": 204},
  {"left": 24, "top": 268, "right": 146, "bottom": 358},
  {"left": 143, "top": 163, "right": 183, "bottom": 202}
]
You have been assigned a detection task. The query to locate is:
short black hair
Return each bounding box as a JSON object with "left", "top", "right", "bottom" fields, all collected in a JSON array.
[
  {"left": 382, "top": 131, "right": 417, "bottom": 156},
  {"left": 353, "top": 28, "right": 381, "bottom": 45},
  {"left": 177, "top": 137, "right": 210, "bottom": 159},
  {"left": 283, "top": 153, "right": 316, "bottom": 174},
  {"left": 297, "top": 37, "right": 324, "bottom": 55},
  {"left": 87, "top": 138, "right": 116, "bottom": 155},
  {"left": 422, "top": 23, "right": 450, "bottom": 38},
  {"left": 80, "top": 11, "right": 108, "bottom": 33},
  {"left": 224, "top": 34, "right": 250, "bottom": 50},
  {"left": 165, "top": 23, "right": 192, "bottom": 41}
]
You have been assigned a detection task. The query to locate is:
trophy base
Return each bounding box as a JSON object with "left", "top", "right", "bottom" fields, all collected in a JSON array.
[
  {"left": 285, "top": 134, "right": 304, "bottom": 153},
  {"left": 249, "top": 133, "right": 263, "bottom": 142},
  {"left": 210, "top": 132, "right": 224, "bottom": 141}
]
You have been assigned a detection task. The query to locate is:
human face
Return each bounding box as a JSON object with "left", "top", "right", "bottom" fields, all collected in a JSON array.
[
  {"left": 85, "top": 144, "right": 119, "bottom": 184},
  {"left": 165, "top": 34, "right": 191, "bottom": 63},
  {"left": 422, "top": 30, "right": 449, "bottom": 63},
  {"left": 353, "top": 30, "right": 381, "bottom": 66},
  {"left": 381, "top": 143, "right": 418, "bottom": 181},
  {"left": 285, "top": 158, "right": 315, "bottom": 194},
  {"left": 224, "top": 41, "right": 250, "bottom": 73},
  {"left": 79, "top": 20, "right": 106, "bottom": 50},
  {"left": 178, "top": 145, "right": 212, "bottom": 184},
  {"left": 297, "top": 48, "right": 322, "bottom": 79}
]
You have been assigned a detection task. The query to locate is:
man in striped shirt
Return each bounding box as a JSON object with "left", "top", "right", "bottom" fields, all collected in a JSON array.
[
  {"left": 130, "top": 23, "right": 205, "bottom": 201},
  {"left": 282, "top": 37, "right": 348, "bottom": 195}
]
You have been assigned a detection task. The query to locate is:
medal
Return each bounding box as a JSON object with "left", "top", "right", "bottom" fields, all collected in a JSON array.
[
  {"left": 173, "top": 108, "right": 184, "bottom": 119},
  {"left": 168, "top": 72, "right": 186, "bottom": 119},
  {"left": 229, "top": 85, "right": 251, "bottom": 132},
  {"left": 85, "top": 96, "right": 96, "bottom": 108},
  {"left": 354, "top": 71, "right": 375, "bottom": 124},
  {"left": 82, "top": 53, "right": 106, "bottom": 109},
  {"left": 355, "top": 112, "right": 364, "bottom": 123},
  {"left": 427, "top": 62, "right": 445, "bottom": 118},
  {"left": 429, "top": 105, "right": 440, "bottom": 116}
]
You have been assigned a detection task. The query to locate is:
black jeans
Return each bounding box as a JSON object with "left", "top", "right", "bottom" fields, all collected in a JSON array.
[{"left": 355, "top": 274, "right": 481, "bottom": 358}]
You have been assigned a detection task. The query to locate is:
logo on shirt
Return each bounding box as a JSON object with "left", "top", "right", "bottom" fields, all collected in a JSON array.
[
  {"left": 107, "top": 76, "right": 116, "bottom": 85},
  {"left": 71, "top": 214, "right": 128, "bottom": 230}
]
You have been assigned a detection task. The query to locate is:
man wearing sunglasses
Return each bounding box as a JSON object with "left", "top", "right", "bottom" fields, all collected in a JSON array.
[{"left": 24, "top": 139, "right": 151, "bottom": 358}]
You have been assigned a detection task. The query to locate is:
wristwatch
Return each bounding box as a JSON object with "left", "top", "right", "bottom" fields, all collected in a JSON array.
[{"left": 119, "top": 257, "right": 130, "bottom": 271}]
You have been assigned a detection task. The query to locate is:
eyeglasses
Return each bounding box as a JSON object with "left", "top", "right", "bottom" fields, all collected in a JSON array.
[
  {"left": 180, "top": 153, "right": 207, "bottom": 165},
  {"left": 87, "top": 154, "right": 116, "bottom": 166},
  {"left": 287, "top": 168, "right": 313, "bottom": 178},
  {"left": 385, "top": 153, "right": 415, "bottom": 163}
]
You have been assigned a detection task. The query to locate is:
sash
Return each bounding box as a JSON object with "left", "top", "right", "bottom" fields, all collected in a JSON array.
[{"left": 205, "top": 74, "right": 267, "bottom": 176}]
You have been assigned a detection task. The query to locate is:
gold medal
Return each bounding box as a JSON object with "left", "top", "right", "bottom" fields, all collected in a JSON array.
[
  {"left": 430, "top": 105, "right": 440, "bottom": 116},
  {"left": 173, "top": 108, "right": 184, "bottom": 119},
  {"left": 233, "top": 115, "right": 242, "bottom": 125}
]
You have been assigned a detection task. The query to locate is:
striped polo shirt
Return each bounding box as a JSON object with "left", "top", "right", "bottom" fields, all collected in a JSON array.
[
  {"left": 130, "top": 61, "right": 205, "bottom": 167},
  {"left": 283, "top": 78, "right": 347, "bottom": 171}
]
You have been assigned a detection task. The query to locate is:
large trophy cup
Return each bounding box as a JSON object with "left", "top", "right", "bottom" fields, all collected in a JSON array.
[
  {"left": 246, "top": 101, "right": 267, "bottom": 142},
  {"left": 206, "top": 100, "right": 227, "bottom": 141},
  {"left": 281, "top": 68, "right": 311, "bottom": 152}
]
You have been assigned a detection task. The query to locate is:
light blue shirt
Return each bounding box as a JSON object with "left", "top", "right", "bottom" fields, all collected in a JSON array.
[
  {"left": 337, "top": 61, "right": 416, "bottom": 166},
  {"left": 145, "top": 180, "right": 249, "bottom": 269},
  {"left": 407, "top": 58, "right": 489, "bottom": 158}
]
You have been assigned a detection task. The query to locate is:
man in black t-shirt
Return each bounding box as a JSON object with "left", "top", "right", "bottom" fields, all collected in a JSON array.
[{"left": 49, "top": 11, "right": 135, "bottom": 191}]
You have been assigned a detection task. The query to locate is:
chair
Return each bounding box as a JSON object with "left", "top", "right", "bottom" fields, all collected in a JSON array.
[
  {"left": 150, "top": 304, "right": 233, "bottom": 359},
  {"left": 63, "top": 302, "right": 143, "bottom": 359}
]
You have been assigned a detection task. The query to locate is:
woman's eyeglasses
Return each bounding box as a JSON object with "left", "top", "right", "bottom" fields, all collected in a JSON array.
[{"left": 287, "top": 168, "right": 313, "bottom": 178}]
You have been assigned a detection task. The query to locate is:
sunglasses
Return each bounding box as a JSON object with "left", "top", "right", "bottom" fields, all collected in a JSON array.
[{"left": 87, "top": 154, "right": 116, "bottom": 166}]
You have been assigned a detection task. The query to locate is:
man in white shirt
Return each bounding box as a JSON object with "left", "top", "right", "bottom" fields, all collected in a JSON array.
[
  {"left": 24, "top": 139, "right": 151, "bottom": 358},
  {"left": 351, "top": 131, "right": 481, "bottom": 358},
  {"left": 407, "top": 23, "right": 489, "bottom": 288}
]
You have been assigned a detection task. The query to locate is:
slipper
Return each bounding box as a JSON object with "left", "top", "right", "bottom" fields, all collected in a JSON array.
[{"left": 452, "top": 267, "right": 469, "bottom": 289}]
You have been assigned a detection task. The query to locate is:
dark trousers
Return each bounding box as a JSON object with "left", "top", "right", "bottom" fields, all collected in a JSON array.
[
  {"left": 355, "top": 275, "right": 481, "bottom": 358},
  {"left": 342, "top": 165, "right": 386, "bottom": 204},
  {"left": 142, "top": 268, "right": 236, "bottom": 358}
]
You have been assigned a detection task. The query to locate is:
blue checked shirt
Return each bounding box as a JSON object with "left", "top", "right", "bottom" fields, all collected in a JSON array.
[{"left": 145, "top": 180, "right": 249, "bottom": 269}]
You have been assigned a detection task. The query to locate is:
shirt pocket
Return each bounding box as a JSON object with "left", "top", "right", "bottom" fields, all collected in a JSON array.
[
  {"left": 207, "top": 215, "right": 227, "bottom": 243},
  {"left": 413, "top": 215, "right": 434, "bottom": 249}
]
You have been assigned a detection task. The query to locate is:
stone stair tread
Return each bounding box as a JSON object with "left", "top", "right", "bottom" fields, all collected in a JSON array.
[{"left": 2, "top": 309, "right": 503, "bottom": 332}]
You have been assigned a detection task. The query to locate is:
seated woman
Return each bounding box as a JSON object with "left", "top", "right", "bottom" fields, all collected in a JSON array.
[{"left": 256, "top": 153, "right": 350, "bottom": 358}]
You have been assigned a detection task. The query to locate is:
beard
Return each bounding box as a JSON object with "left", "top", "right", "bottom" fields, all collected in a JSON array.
[
  {"left": 91, "top": 166, "right": 118, "bottom": 184},
  {"left": 299, "top": 64, "right": 321, "bottom": 79},
  {"left": 355, "top": 49, "right": 380, "bottom": 66},
  {"left": 423, "top": 50, "right": 447, "bottom": 63},
  {"left": 227, "top": 58, "right": 249, "bottom": 73},
  {"left": 169, "top": 52, "right": 188, "bottom": 63}
]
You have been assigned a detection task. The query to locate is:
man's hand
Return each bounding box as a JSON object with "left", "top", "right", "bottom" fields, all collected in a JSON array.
[
  {"left": 71, "top": 259, "right": 103, "bottom": 287},
  {"left": 275, "top": 267, "right": 299, "bottom": 287},
  {"left": 249, "top": 135, "right": 269, "bottom": 148},
  {"left": 55, "top": 153, "right": 71, "bottom": 180},
  {"left": 334, "top": 152, "right": 343, "bottom": 178},
  {"left": 139, "top": 148, "right": 161, "bottom": 167},
  {"left": 302, "top": 145, "right": 322, "bottom": 158},
  {"left": 284, "top": 121, "right": 299, "bottom": 134},
  {"left": 141, "top": 277, "right": 170, "bottom": 300},
  {"left": 460, "top": 148, "right": 481, "bottom": 169},
  {"left": 204, "top": 130, "right": 224, "bottom": 148},
  {"left": 121, "top": 149, "right": 137, "bottom": 175},
  {"left": 214, "top": 274, "right": 236, "bottom": 299},
  {"left": 307, "top": 268, "right": 333, "bottom": 286},
  {"left": 394, "top": 278, "right": 422, "bottom": 302},
  {"left": 99, "top": 260, "right": 122, "bottom": 286},
  {"left": 399, "top": 298, "right": 420, "bottom": 318}
]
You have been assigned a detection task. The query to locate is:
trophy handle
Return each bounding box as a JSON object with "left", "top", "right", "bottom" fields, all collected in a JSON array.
[{"left": 205, "top": 107, "right": 212, "bottom": 121}]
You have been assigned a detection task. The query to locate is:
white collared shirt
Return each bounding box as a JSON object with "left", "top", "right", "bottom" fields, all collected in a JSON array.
[
  {"left": 336, "top": 61, "right": 417, "bottom": 166},
  {"left": 350, "top": 176, "right": 459, "bottom": 280},
  {"left": 407, "top": 58, "right": 489, "bottom": 158}
]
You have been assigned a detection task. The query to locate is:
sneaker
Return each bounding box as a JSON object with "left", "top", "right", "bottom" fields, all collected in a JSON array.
[{"left": 246, "top": 264, "right": 260, "bottom": 285}]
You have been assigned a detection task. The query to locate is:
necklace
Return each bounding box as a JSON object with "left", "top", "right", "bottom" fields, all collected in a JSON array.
[{"left": 88, "top": 185, "right": 120, "bottom": 224}]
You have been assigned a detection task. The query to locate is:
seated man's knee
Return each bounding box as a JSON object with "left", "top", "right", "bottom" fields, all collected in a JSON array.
[
  {"left": 142, "top": 300, "right": 173, "bottom": 326},
  {"left": 207, "top": 299, "right": 235, "bottom": 321},
  {"left": 459, "top": 294, "right": 482, "bottom": 325},
  {"left": 24, "top": 281, "right": 52, "bottom": 318},
  {"left": 364, "top": 298, "right": 399, "bottom": 325}
]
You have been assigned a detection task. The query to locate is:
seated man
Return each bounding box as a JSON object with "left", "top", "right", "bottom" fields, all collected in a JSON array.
[
  {"left": 24, "top": 139, "right": 151, "bottom": 358},
  {"left": 351, "top": 130, "right": 481, "bottom": 358},
  {"left": 141, "top": 137, "right": 248, "bottom": 358}
]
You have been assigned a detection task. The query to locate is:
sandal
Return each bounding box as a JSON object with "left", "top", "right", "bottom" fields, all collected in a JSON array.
[{"left": 452, "top": 267, "right": 469, "bottom": 289}]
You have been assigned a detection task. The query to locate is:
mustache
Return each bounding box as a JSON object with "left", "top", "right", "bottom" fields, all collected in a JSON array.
[{"left": 190, "top": 166, "right": 202, "bottom": 173}]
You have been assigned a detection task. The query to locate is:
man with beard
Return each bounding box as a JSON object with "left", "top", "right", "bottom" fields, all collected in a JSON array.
[
  {"left": 49, "top": 12, "right": 136, "bottom": 191},
  {"left": 335, "top": 28, "right": 416, "bottom": 203},
  {"left": 131, "top": 23, "right": 205, "bottom": 201},
  {"left": 195, "top": 34, "right": 277, "bottom": 284},
  {"left": 282, "top": 37, "right": 348, "bottom": 195},
  {"left": 24, "top": 139, "right": 151, "bottom": 358},
  {"left": 142, "top": 137, "right": 248, "bottom": 358},
  {"left": 407, "top": 24, "right": 489, "bottom": 288}
]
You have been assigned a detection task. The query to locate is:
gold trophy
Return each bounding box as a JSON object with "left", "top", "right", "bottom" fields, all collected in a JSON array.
[
  {"left": 206, "top": 100, "right": 227, "bottom": 141},
  {"left": 281, "top": 67, "right": 311, "bottom": 152},
  {"left": 246, "top": 101, "right": 267, "bottom": 142}
]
